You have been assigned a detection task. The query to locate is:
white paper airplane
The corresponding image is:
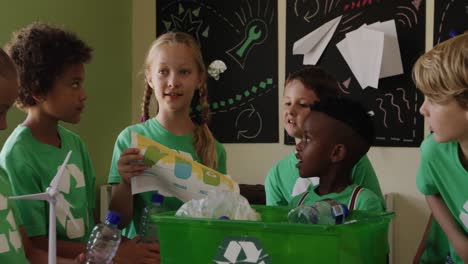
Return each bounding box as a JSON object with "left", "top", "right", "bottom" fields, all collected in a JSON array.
[
  {"left": 293, "top": 16, "right": 342, "bottom": 65},
  {"left": 9, "top": 151, "right": 77, "bottom": 264}
]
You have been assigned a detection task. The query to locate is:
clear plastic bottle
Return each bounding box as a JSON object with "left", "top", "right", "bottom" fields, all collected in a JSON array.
[
  {"left": 288, "top": 199, "right": 349, "bottom": 225},
  {"left": 85, "top": 210, "right": 122, "bottom": 264},
  {"left": 140, "top": 193, "right": 165, "bottom": 243}
]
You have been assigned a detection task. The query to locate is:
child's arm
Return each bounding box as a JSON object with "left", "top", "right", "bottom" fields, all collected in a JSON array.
[
  {"left": 426, "top": 194, "right": 468, "bottom": 262},
  {"left": 21, "top": 227, "right": 48, "bottom": 264},
  {"left": 21, "top": 227, "right": 82, "bottom": 264},
  {"left": 29, "top": 235, "right": 86, "bottom": 259},
  {"left": 109, "top": 181, "right": 134, "bottom": 228},
  {"left": 114, "top": 236, "right": 160, "bottom": 264},
  {"left": 109, "top": 148, "right": 147, "bottom": 228}
]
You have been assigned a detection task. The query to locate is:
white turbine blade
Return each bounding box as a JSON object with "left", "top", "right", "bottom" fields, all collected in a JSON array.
[
  {"left": 50, "top": 151, "right": 72, "bottom": 191},
  {"left": 9, "top": 192, "right": 50, "bottom": 201},
  {"left": 56, "top": 194, "right": 78, "bottom": 230}
]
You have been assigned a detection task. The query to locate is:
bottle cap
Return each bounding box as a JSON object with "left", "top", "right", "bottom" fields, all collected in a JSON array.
[
  {"left": 106, "top": 210, "right": 121, "bottom": 225},
  {"left": 151, "top": 193, "right": 164, "bottom": 203},
  {"left": 331, "top": 204, "right": 349, "bottom": 224}
]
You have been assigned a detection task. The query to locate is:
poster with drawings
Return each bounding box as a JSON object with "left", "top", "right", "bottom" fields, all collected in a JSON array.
[
  {"left": 434, "top": 0, "right": 468, "bottom": 45},
  {"left": 286, "top": 0, "right": 425, "bottom": 147},
  {"left": 156, "top": 0, "right": 279, "bottom": 143}
]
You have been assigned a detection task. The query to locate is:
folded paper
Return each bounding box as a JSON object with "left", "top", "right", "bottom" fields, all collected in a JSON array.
[
  {"left": 130, "top": 132, "right": 239, "bottom": 202},
  {"left": 337, "top": 19, "right": 403, "bottom": 89}
]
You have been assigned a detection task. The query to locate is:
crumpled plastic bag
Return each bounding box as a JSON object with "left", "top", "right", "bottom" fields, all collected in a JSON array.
[{"left": 176, "top": 190, "right": 260, "bottom": 221}]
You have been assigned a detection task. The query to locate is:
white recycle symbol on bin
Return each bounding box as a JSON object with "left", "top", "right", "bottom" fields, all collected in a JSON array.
[{"left": 213, "top": 236, "right": 271, "bottom": 264}]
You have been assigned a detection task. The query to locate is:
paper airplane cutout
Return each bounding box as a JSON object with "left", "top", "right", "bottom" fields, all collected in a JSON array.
[
  {"left": 337, "top": 19, "right": 403, "bottom": 89},
  {"left": 293, "top": 16, "right": 342, "bottom": 65}
]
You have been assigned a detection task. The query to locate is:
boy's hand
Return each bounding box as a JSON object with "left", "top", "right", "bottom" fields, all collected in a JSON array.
[
  {"left": 117, "top": 148, "right": 149, "bottom": 184},
  {"left": 114, "top": 236, "right": 160, "bottom": 264}
]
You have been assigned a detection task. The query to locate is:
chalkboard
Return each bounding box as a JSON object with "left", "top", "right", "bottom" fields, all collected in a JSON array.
[
  {"left": 285, "top": 0, "right": 425, "bottom": 147},
  {"left": 434, "top": 0, "right": 468, "bottom": 45},
  {"left": 156, "top": 0, "right": 279, "bottom": 143}
]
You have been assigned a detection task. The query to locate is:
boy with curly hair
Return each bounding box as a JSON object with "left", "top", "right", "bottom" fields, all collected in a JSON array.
[
  {"left": 0, "top": 22, "right": 95, "bottom": 258},
  {"left": 0, "top": 47, "right": 86, "bottom": 264}
]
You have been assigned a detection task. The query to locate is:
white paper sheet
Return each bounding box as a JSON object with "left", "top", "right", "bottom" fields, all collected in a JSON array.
[
  {"left": 336, "top": 19, "right": 403, "bottom": 89},
  {"left": 367, "top": 20, "right": 403, "bottom": 79}
]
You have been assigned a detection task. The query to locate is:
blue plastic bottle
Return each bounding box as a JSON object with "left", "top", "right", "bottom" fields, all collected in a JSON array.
[
  {"left": 288, "top": 199, "right": 349, "bottom": 225},
  {"left": 85, "top": 210, "right": 122, "bottom": 264},
  {"left": 140, "top": 193, "right": 165, "bottom": 243}
]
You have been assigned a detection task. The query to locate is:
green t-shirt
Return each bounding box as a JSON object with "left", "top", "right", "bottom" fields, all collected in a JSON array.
[
  {"left": 0, "top": 168, "right": 28, "bottom": 264},
  {"left": 0, "top": 125, "right": 96, "bottom": 243},
  {"left": 265, "top": 152, "right": 385, "bottom": 208},
  {"left": 289, "top": 184, "right": 384, "bottom": 212},
  {"left": 417, "top": 134, "right": 468, "bottom": 263},
  {"left": 108, "top": 118, "right": 227, "bottom": 238}
]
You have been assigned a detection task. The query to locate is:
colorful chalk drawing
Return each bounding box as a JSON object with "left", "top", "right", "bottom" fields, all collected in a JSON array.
[
  {"left": 157, "top": 0, "right": 279, "bottom": 143},
  {"left": 286, "top": 0, "right": 426, "bottom": 147}
]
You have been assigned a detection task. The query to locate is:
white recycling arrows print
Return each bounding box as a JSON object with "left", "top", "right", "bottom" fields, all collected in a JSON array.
[
  {"left": 0, "top": 192, "right": 22, "bottom": 254},
  {"left": 222, "top": 241, "right": 263, "bottom": 263},
  {"left": 214, "top": 236, "right": 271, "bottom": 264},
  {"left": 56, "top": 164, "right": 86, "bottom": 239},
  {"left": 460, "top": 200, "right": 468, "bottom": 230}
]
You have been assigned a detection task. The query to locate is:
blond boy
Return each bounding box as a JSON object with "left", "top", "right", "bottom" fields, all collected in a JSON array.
[{"left": 414, "top": 32, "right": 468, "bottom": 263}]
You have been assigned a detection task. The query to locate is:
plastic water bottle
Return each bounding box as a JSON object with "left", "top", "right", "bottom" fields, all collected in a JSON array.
[
  {"left": 288, "top": 199, "right": 349, "bottom": 225},
  {"left": 85, "top": 210, "right": 122, "bottom": 264},
  {"left": 140, "top": 193, "right": 165, "bottom": 243}
]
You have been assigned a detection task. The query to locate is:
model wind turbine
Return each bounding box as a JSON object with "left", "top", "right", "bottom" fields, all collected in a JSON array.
[{"left": 9, "top": 150, "right": 78, "bottom": 264}]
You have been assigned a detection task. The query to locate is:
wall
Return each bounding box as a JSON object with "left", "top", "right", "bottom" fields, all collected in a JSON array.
[
  {"left": 0, "top": 0, "right": 133, "bottom": 199},
  {"left": 133, "top": 1, "right": 434, "bottom": 263}
]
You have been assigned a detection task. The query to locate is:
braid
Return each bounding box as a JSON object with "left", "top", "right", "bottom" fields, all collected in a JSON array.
[
  {"left": 199, "top": 83, "right": 210, "bottom": 124},
  {"left": 192, "top": 83, "right": 218, "bottom": 168},
  {"left": 140, "top": 84, "right": 153, "bottom": 122}
]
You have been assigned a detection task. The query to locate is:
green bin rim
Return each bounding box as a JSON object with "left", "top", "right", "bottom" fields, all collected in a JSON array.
[{"left": 151, "top": 205, "right": 395, "bottom": 233}]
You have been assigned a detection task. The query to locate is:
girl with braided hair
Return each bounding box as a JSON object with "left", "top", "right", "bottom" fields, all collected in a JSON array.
[{"left": 107, "top": 32, "right": 226, "bottom": 261}]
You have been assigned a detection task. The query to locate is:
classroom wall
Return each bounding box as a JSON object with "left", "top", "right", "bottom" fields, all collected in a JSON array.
[
  {"left": 0, "top": 0, "right": 133, "bottom": 198},
  {"left": 0, "top": 1, "right": 433, "bottom": 262},
  {"left": 133, "top": 1, "right": 434, "bottom": 263}
]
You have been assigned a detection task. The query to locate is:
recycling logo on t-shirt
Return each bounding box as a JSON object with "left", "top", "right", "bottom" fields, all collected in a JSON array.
[
  {"left": 460, "top": 200, "right": 468, "bottom": 230},
  {"left": 56, "top": 164, "right": 87, "bottom": 239},
  {"left": 213, "top": 236, "right": 271, "bottom": 264},
  {"left": 0, "top": 193, "right": 22, "bottom": 254}
]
